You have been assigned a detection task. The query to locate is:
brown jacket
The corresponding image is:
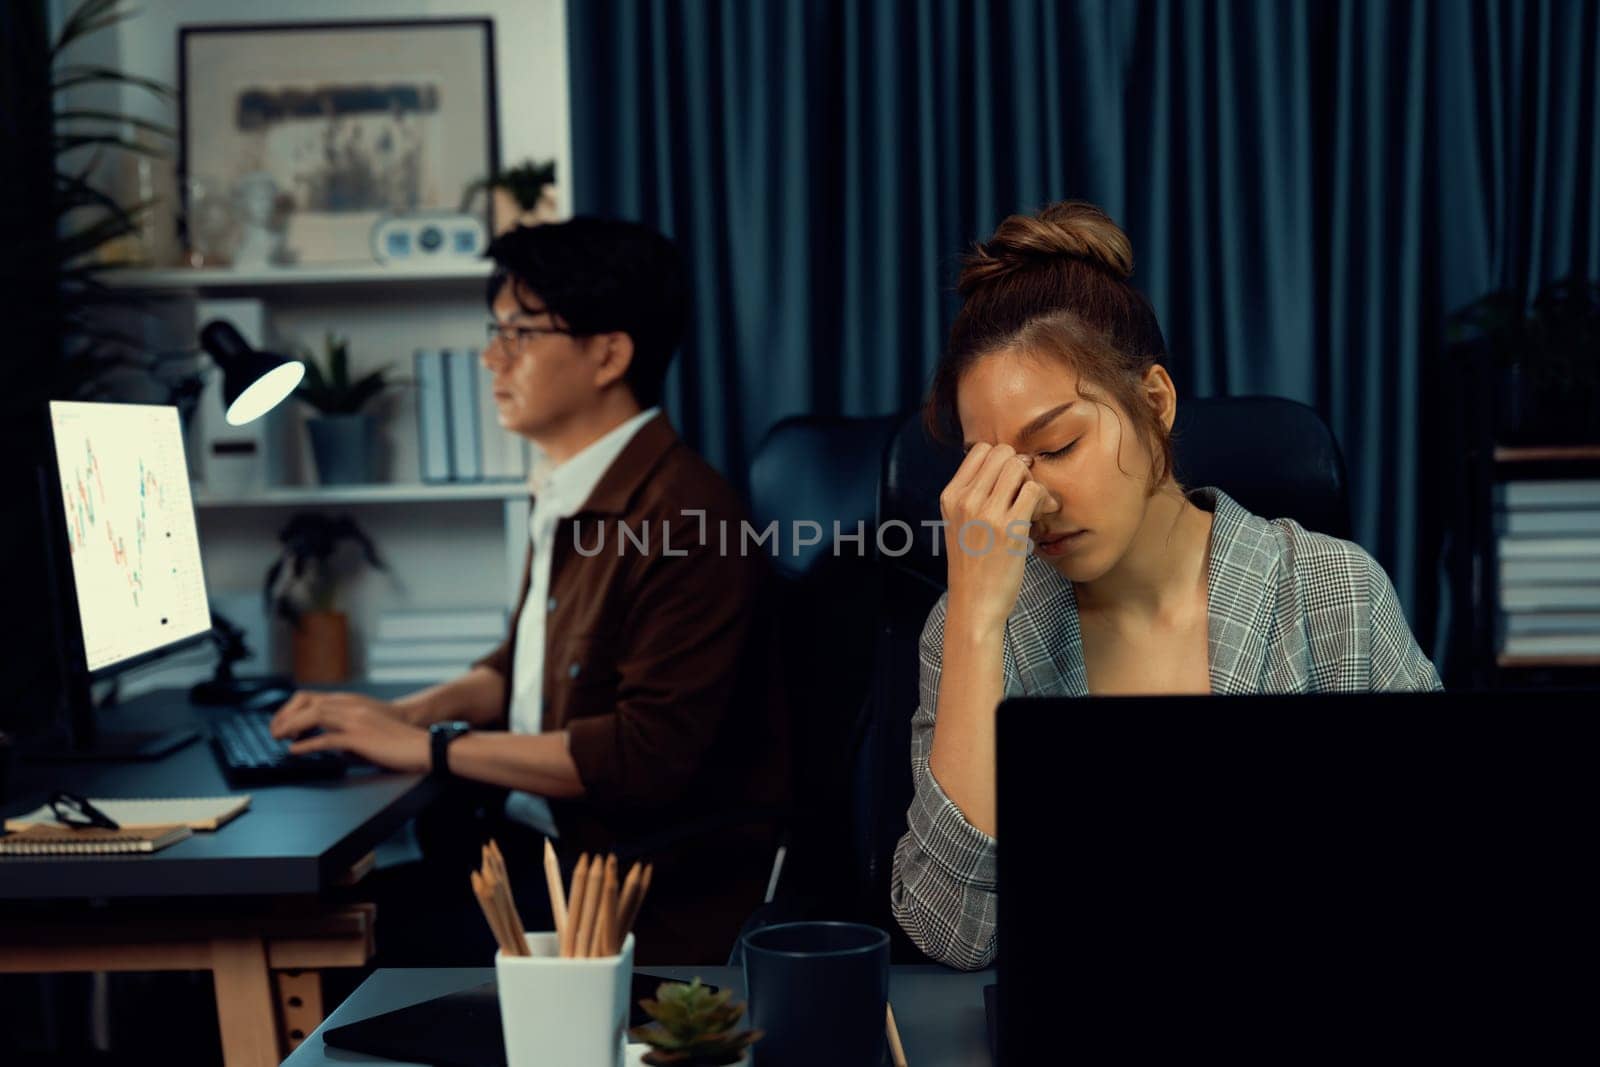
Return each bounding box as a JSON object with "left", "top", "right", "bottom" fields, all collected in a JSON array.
[{"left": 473, "top": 413, "right": 789, "bottom": 963}]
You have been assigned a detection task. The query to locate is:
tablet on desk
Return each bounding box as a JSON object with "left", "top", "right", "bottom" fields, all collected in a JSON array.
[{"left": 323, "top": 973, "right": 719, "bottom": 1067}]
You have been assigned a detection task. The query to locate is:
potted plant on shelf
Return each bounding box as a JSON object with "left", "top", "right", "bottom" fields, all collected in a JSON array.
[
  {"left": 462, "top": 158, "right": 559, "bottom": 235},
  {"left": 1449, "top": 275, "right": 1600, "bottom": 445},
  {"left": 296, "top": 333, "right": 396, "bottom": 485},
  {"left": 264, "top": 512, "right": 388, "bottom": 684},
  {"left": 628, "top": 979, "right": 762, "bottom": 1066}
]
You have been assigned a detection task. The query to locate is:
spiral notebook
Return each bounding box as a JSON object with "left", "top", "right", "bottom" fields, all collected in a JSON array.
[
  {"left": 0, "top": 823, "right": 192, "bottom": 855},
  {"left": 4, "top": 795, "right": 250, "bottom": 833}
]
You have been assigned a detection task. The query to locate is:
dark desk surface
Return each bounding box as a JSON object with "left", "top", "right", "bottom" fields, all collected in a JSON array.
[
  {"left": 0, "top": 686, "right": 436, "bottom": 900},
  {"left": 284, "top": 965, "right": 996, "bottom": 1066}
]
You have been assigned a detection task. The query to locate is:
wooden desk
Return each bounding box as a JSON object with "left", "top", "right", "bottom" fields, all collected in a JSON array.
[{"left": 0, "top": 686, "right": 438, "bottom": 1067}]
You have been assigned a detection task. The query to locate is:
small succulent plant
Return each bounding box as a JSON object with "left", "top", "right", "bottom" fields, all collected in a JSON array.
[
  {"left": 628, "top": 979, "right": 762, "bottom": 1066},
  {"left": 294, "top": 333, "right": 395, "bottom": 416}
]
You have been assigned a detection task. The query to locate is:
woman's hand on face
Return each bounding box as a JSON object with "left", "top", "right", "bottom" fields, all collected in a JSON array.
[{"left": 939, "top": 442, "right": 1052, "bottom": 635}]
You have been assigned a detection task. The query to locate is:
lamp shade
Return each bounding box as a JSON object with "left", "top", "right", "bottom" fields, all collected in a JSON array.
[{"left": 199, "top": 320, "right": 305, "bottom": 426}]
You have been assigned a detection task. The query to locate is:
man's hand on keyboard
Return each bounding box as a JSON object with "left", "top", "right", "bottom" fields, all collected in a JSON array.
[{"left": 269, "top": 691, "right": 429, "bottom": 773}]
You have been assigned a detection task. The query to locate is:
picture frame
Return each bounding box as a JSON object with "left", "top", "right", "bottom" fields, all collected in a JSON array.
[{"left": 178, "top": 18, "right": 500, "bottom": 269}]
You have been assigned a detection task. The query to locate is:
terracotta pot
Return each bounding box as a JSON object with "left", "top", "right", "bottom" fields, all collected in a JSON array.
[{"left": 293, "top": 611, "right": 350, "bottom": 684}]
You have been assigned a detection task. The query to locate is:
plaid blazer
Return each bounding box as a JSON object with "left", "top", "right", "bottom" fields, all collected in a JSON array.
[{"left": 890, "top": 488, "right": 1443, "bottom": 970}]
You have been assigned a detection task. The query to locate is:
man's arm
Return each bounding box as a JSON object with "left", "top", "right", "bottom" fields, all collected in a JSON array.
[
  {"left": 394, "top": 665, "right": 510, "bottom": 728},
  {"left": 437, "top": 729, "right": 585, "bottom": 797}
]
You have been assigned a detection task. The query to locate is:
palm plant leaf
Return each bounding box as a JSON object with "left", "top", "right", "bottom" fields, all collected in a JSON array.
[
  {"left": 53, "top": 132, "right": 166, "bottom": 158},
  {"left": 55, "top": 209, "right": 147, "bottom": 264},
  {"left": 54, "top": 108, "right": 176, "bottom": 140},
  {"left": 55, "top": 173, "right": 139, "bottom": 218},
  {"left": 51, "top": 0, "right": 129, "bottom": 57},
  {"left": 53, "top": 64, "right": 173, "bottom": 100}
]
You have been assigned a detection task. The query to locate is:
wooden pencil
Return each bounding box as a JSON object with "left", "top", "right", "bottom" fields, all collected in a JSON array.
[
  {"left": 543, "top": 839, "right": 568, "bottom": 943},
  {"left": 572, "top": 853, "right": 605, "bottom": 958},
  {"left": 497, "top": 870, "right": 531, "bottom": 956},
  {"left": 617, "top": 861, "right": 653, "bottom": 944},
  {"left": 886, "top": 1002, "right": 909, "bottom": 1067},
  {"left": 590, "top": 853, "right": 619, "bottom": 957},
  {"left": 480, "top": 858, "right": 512, "bottom": 953},
  {"left": 615, "top": 861, "right": 644, "bottom": 944},
  {"left": 560, "top": 857, "right": 592, "bottom": 966},
  {"left": 578, "top": 852, "right": 608, "bottom": 958},
  {"left": 488, "top": 838, "right": 509, "bottom": 879},
  {"left": 481, "top": 847, "right": 514, "bottom": 955},
  {"left": 470, "top": 869, "right": 512, "bottom": 955}
]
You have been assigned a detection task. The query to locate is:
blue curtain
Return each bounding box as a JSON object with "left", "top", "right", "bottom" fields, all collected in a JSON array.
[{"left": 568, "top": 0, "right": 1600, "bottom": 641}]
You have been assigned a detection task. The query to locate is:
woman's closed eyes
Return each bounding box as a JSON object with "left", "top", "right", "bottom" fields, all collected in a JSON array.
[{"left": 1035, "top": 439, "right": 1080, "bottom": 462}]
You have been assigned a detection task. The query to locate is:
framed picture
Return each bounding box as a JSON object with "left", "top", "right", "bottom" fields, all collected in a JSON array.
[{"left": 179, "top": 19, "right": 499, "bottom": 268}]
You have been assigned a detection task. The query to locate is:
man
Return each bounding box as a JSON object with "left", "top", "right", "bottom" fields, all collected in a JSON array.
[{"left": 271, "top": 218, "right": 789, "bottom": 964}]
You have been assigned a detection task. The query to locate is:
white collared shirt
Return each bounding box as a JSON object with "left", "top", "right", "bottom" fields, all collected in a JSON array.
[{"left": 503, "top": 407, "right": 659, "bottom": 836}]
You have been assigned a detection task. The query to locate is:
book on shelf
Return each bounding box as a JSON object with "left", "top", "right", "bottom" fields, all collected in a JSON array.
[
  {"left": 474, "top": 355, "right": 530, "bottom": 481},
  {"left": 1501, "top": 612, "right": 1600, "bottom": 636},
  {"left": 1497, "top": 480, "right": 1600, "bottom": 510},
  {"left": 1500, "top": 633, "right": 1600, "bottom": 657},
  {"left": 367, "top": 639, "right": 496, "bottom": 665},
  {"left": 1499, "top": 585, "right": 1600, "bottom": 612},
  {"left": 416, "top": 349, "right": 452, "bottom": 483},
  {"left": 1499, "top": 558, "right": 1600, "bottom": 584},
  {"left": 415, "top": 346, "right": 530, "bottom": 485},
  {"left": 1495, "top": 510, "right": 1600, "bottom": 536},
  {"left": 1497, "top": 536, "right": 1600, "bottom": 560},
  {"left": 375, "top": 609, "right": 508, "bottom": 642},
  {"left": 446, "top": 348, "right": 482, "bottom": 481}
]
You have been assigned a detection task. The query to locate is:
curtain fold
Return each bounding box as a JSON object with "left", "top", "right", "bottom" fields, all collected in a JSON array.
[{"left": 568, "top": 0, "right": 1600, "bottom": 639}]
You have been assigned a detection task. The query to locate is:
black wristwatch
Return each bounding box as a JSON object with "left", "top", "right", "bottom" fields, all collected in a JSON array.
[{"left": 429, "top": 720, "right": 471, "bottom": 778}]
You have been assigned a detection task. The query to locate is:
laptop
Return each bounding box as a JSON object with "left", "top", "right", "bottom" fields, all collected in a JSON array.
[{"left": 994, "top": 690, "right": 1595, "bottom": 1062}]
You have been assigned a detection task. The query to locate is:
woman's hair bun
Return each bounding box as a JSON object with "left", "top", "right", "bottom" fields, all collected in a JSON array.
[{"left": 959, "top": 200, "right": 1134, "bottom": 292}]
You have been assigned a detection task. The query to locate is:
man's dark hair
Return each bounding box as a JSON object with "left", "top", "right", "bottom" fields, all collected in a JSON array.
[{"left": 485, "top": 217, "right": 689, "bottom": 408}]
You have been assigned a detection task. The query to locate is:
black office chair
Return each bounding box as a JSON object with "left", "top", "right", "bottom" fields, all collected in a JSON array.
[
  {"left": 739, "top": 414, "right": 900, "bottom": 942},
  {"left": 1169, "top": 395, "right": 1352, "bottom": 541},
  {"left": 862, "top": 395, "right": 1352, "bottom": 959}
]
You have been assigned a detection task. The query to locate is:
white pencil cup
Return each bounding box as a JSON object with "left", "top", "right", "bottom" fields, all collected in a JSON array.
[{"left": 496, "top": 932, "right": 636, "bottom": 1067}]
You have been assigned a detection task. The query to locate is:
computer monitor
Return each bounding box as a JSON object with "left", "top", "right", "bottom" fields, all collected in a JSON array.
[
  {"left": 38, "top": 400, "right": 214, "bottom": 757},
  {"left": 995, "top": 692, "right": 1592, "bottom": 1061}
]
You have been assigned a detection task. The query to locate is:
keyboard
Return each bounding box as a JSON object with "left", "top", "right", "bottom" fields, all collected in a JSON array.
[{"left": 211, "top": 712, "right": 347, "bottom": 785}]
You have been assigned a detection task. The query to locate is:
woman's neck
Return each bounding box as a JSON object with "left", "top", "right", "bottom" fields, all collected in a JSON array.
[{"left": 1074, "top": 485, "right": 1213, "bottom": 622}]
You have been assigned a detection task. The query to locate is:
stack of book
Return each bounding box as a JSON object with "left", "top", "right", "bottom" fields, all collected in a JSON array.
[
  {"left": 367, "top": 607, "right": 510, "bottom": 684},
  {"left": 1495, "top": 479, "right": 1600, "bottom": 659},
  {"left": 415, "top": 348, "right": 531, "bottom": 484}
]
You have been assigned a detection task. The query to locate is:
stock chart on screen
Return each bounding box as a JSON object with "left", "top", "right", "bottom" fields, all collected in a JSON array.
[{"left": 49, "top": 401, "right": 211, "bottom": 672}]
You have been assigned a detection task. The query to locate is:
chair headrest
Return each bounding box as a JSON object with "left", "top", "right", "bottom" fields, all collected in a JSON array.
[
  {"left": 878, "top": 413, "right": 964, "bottom": 589},
  {"left": 749, "top": 414, "right": 900, "bottom": 579},
  {"left": 1171, "top": 396, "right": 1351, "bottom": 540}
]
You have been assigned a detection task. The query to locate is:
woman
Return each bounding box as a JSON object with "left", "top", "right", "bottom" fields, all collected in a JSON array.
[{"left": 890, "top": 201, "right": 1441, "bottom": 970}]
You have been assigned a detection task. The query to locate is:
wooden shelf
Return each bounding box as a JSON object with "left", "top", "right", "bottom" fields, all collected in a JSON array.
[
  {"left": 194, "top": 482, "right": 527, "bottom": 508},
  {"left": 1496, "top": 653, "right": 1600, "bottom": 669},
  {"left": 99, "top": 262, "right": 492, "bottom": 294},
  {"left": 1493, "top": 445, "right": 1600, "bottom": 463}
]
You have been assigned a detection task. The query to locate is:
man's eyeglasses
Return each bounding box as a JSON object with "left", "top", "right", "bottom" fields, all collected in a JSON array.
[
  {"left": 48, "top": 791, "right": 120, "bottom": 831},
  {"left": 485, "top": 322, "right": 575, "bottom": 351}
]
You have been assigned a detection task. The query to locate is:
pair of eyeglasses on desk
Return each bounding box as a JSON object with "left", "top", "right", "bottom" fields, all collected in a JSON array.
[{"left": 48, "top": 791, "right": 120, "bottom": 830}]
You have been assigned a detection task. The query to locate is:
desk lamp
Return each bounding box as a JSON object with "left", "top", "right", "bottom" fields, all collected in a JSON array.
[
  {"left": 199, "top": 319, "right": 305, "bottom": 425},
  {"left": 188, "top": 320, "right": 304, "bottom": 708}
]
